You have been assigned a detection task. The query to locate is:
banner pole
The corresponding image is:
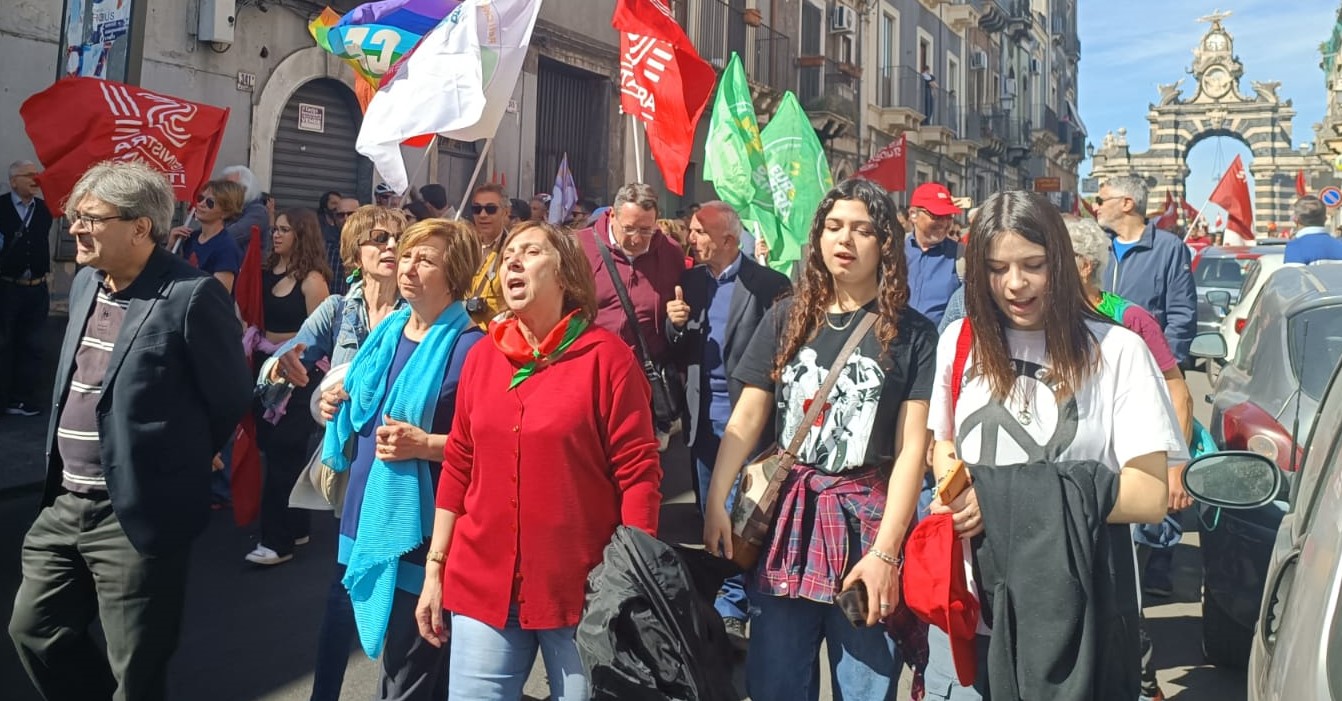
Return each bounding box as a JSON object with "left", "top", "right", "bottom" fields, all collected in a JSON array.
[
  {"left": 454, "top": 138, "right": 494, "bottom": 221},
  {"left": 169, "top": 210, "right": 197, "bottom": 255},
  {"left": 629, "top": 114, "right": 644, "bottom": 183}
]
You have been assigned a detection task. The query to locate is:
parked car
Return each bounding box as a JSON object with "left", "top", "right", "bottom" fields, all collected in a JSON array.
[
  {"left": 1193, "top": 246, "right": 1262, "bottom": 335},
  {"left": 1181, "top": 357, "right": 1342, "bottom": 698},
  {"left": 1209, "top": 251, "right": 1286, "bottom": 378},
  {"left": 1188, "top": 265, "right": 1342, "bottom": 666}
]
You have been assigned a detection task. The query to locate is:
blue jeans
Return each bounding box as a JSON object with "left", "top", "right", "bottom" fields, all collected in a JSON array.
[
  {"left": 923, "top": 625, "right": 988, "bottom": 700},
  {"left": 310, "top": 563, "right": 357, "bottom": 701},
  {"left": 448, "top": 609, "right": 588, "bottom": 701},
  {"left": 691, "top": 426, "right": 749, "bottom": 621},
  {"left": 746, "top": 592, "right": 903, "bottom": 701}
]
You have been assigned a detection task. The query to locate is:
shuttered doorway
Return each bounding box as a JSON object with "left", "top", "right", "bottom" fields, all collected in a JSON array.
[
  {"left": 535, "top": 58, "right": 610, "bottom": 206},
  {"left": 271, "top": 78, "right": 372, "bottom": 211}
]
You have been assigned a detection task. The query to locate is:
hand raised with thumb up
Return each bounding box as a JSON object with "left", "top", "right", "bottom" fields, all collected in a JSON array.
[{"left": 666, "top": 285, "right": 691, "bottom": 329}]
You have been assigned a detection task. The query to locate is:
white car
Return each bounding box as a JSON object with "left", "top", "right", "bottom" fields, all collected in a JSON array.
[{"left": 1210, "top": 251, "right": 1285, "bottom": 377}]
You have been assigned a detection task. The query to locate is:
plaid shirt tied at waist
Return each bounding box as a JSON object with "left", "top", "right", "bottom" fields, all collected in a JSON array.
[{"left": 757, "top": 463, "right": 887, "bottom": 603}]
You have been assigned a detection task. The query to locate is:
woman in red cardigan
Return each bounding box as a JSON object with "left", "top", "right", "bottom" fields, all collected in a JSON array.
[{"left": 415, "top": 220, "right": 662, "bottom": 701}]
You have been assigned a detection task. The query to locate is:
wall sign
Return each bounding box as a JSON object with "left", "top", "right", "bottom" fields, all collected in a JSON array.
[{"left": 297, "top": 103, "right": 325, "bottom": 133}]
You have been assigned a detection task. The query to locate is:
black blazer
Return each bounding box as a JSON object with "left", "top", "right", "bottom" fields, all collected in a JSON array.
[
  {"left": 667, "top": 256, "right": 790, "bottom": 448},
  {"left": 0, "top": 192, "right": 54, "bottom": 279},
  {"left": 43, "top": 247, "right": 252, "bottom": 555}
]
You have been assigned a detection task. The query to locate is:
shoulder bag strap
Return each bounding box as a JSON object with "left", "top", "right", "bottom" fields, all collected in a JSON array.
[
  {"left": 782, "top": 312, "right": 878, "bottom": 458},
  {"left": 950, "top": 317, "right": 973, "bottom": 412},
  {"left": 596, "top": 237, "right": 657, "bottom": 365},
  {"left": 468, "top": 235, "right": 506, "bottom": 301}
]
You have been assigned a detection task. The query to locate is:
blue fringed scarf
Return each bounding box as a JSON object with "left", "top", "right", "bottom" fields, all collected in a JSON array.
[{"left": 322, "top": 302, "right": 471, "bottom": 658}]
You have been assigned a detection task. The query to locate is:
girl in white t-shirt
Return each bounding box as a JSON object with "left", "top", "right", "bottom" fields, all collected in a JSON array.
[{"left": 923, "top": 191, "right": 1187, "bottom": 698}]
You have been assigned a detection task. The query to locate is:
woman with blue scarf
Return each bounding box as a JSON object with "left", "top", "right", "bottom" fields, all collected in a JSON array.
[{"left": 321, "top": 219, "right": 485, "bottom": 700}]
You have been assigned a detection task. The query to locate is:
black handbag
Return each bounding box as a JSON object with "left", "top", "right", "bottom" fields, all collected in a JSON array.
[{"left": 595, "top": 237, "right": 685, "bottom": 425}]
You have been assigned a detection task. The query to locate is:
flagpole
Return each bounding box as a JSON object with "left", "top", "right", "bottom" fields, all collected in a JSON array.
[
  {"left": 454, "top": 138, "right": 494, "bottom": 221},
  {"left": 406, "top": 135, "right": 440, "bottom": 195},
  {"left": 169, "top": 210, "right": 197, "bottom": 255},
  {"left": 629, "top": 114, "right": 644, "bottom": 183}
]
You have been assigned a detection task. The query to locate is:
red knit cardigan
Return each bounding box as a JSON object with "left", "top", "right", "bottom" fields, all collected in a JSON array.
[{"left": 436, "top": 325, "right": 662, "bottom": 630}]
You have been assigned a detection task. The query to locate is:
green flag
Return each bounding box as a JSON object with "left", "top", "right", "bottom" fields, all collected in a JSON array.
[
  {"left": 760, "top": 91, "right": 834, "bottom": 271},
  {"left": 702, "top": 53, "right": 779, "bottom": 256}
]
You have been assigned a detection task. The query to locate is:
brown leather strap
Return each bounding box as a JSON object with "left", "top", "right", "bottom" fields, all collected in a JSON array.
[{"left": 782, "top": 311, "right": 877, "bottom": 458}]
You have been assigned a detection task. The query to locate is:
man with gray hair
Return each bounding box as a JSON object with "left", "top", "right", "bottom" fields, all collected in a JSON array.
[
  {"left": 1284, "top": 195, "right": 1342, "bottom": 264},
  {"left": 665, "top": 201, "right": 790, "bottom": 645},
  {"left": 0, "top": 160, "right": 53, "bottom": 416},
  {"left": 219, "top": 164, "right": 271, "bottom": 251},
  {"left": 8, "top": 161, "right": 251, "bottom": 701},
  {"left": 578, "top": 183, "right": 686, "bottom": 446},
  {"left": 1095, "top": 174, "right": 1197, "bottom": 364}
]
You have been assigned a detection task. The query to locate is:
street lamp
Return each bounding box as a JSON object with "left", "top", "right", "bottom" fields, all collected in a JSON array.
[{"left": 1085, "top": 141, "right": 1095, "bottom": 159}]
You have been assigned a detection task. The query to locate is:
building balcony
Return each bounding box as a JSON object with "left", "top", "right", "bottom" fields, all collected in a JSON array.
[
  {"left": 873, "top": 65, "right": 925, "bottom": 133},
  {"left": 798, "top": 56, "right": 857, "bottom": 139},
  {"left": 686, "top": 0, "right": 796, "bottom": 115},
  {"left": 918, "top": 0, "right": 953, "bottom": 11},
  {"left": 1004, "top": 0, "right": 1033, "bottom": 39},
  {"left": 944, "top": 1, "right": 981, "bottom": 33},
  {"left": 1032, "top": 103, "right": 1061, "bottom": 146},
  {"left": 1003, "top": 107, "right": 1033, "bottom": 165},
  {"left": 976, "top": 0, "right": 1009, "bottom": 32},
  {"left": 918, "top": 87, "right": 961, "bottom": 147},
  {"left": 965, "top": 108, "right": 1008, "bottom": 158}
]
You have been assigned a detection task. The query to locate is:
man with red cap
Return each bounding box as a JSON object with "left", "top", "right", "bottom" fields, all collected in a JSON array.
[{"left": 907, "top": 183, "right": 963, "bottom": 326}]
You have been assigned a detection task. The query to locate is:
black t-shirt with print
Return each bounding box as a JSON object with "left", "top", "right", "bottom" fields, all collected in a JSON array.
[{"left": 733, "top": 298, "right": 937, "bottom": 474}]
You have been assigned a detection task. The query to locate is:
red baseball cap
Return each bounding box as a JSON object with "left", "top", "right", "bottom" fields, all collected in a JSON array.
[
  {"left": 902, "top": 513, "right": 979, "bottom": 687},
  {"left": 910, "top": 183, "right": 962, "bottom": 217}
]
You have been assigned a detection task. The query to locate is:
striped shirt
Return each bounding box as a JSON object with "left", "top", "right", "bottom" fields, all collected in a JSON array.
[{"left": 57, "top": 284, "right": 128, "bottom": 493}]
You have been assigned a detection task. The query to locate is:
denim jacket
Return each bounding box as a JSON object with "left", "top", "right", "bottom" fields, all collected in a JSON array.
[{"left": 256, "top": 280, "right": 403, "bottom": 408}]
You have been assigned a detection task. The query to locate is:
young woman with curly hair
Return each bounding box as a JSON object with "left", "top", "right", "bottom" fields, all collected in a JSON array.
[{"left": 702, "top": 178, "right": 938, "bottom": 700}]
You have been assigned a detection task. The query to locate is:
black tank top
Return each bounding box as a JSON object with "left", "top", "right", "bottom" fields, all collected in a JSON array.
[{"left": 263, "top": 270, "right": 308, "bottom": 334}]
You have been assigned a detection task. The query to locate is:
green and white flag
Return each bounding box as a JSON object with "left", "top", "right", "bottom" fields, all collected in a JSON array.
[
  {"left": 760, "top": 91, "right": 833, "bottom": 271},
  {"left": 702, "top": 53, "right": 779, "bottom": 263}
]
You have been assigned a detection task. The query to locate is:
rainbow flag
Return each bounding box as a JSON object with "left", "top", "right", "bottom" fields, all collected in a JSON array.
[{"left": 308, "top": 1, "right": 460, "bottom": 86}]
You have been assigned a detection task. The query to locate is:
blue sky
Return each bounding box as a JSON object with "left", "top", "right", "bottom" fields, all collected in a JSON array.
[{"left": 1078, "top": 1, "right": 1337, "bottom": 224}]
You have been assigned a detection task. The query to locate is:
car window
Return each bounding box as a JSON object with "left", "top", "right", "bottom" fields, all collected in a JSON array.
[
  {"left": 1236, "top": 298, "right": 1267, "bottom": 371},
  {"left": 1292, "top": 363, "right": 1342, "bottom": 533},
  {"left": 1288, "top": 305, "right": 1342, "bottom": 400},
  {"left": 1195, "top": 257, "right": 1251, "bottom": 288},
  {"left": 1238, "top": 260, "right": 1262, "bottom": 299}
]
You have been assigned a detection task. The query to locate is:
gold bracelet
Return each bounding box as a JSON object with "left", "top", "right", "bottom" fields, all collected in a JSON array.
[
  {"left": 868, "top": 547, "right": 900, "bottom": 567},
  {"left": 426, "top": 550, "right": 446, "bottom": 565}
]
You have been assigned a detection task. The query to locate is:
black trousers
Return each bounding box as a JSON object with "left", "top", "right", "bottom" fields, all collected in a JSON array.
[
  {"left": 0, "top": 279, "right": 49, "bottom": 405},
  {"left": 254, "top": 354, "right": 321, "bottom": 555},
  {"left": 8, "top": 492, "right": 191, "bottom": 701}
]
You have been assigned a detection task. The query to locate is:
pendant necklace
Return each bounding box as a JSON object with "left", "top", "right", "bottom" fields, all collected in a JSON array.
[
  {"left": 1016, "top": 387, "right": 1034, "bottom": 426},
  {"left": 826, "top": 308, "right": 858, "bottom": 331}
]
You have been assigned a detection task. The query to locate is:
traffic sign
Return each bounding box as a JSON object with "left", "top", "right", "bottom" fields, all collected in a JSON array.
[{"left": 1321, "top": 186, "right": 1342, "bottom": 208}]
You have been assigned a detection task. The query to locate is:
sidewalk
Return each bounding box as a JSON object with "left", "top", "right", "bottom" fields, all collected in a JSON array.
[{"left": 0, "top": 314, "right": 67, "bottom": 493}]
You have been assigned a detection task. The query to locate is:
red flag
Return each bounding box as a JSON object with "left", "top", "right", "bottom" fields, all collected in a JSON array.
[
  {"left": 1209, "top": 155, "right": 1254, "bottom": 238},
  {"left": 1154, "top": 189, "right": 1178, "bottom": 230},
  {"left": 231, "top": 226, "right": 265, "bottom": 526},
  {"left": 1181, "top": 198, "right": 1200, "bottom": 224},
  {"left": 21, "top": 77, "right": 229, "bottom": 217},
  {"left": 613, "top": 0, "right": 715, "bottom": 195},
  {"left": 856, "top": 134, "right": 908, "bottom": 192},
  {"left": 1296, "top": 169, "right": 1308, "bottom": 198}
]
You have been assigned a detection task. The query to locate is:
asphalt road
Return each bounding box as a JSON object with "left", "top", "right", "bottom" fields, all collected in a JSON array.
[{"left": 0, "top": 368, "right": 1247, "bottom": 700}]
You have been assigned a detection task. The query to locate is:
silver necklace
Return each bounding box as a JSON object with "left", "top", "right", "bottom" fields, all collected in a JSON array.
[
  {"left": 1016, "top": 387, "right": 1034, "bottom": 426},
  {"left": 825, "top": 309, "right": 858, "bottom": 331}
]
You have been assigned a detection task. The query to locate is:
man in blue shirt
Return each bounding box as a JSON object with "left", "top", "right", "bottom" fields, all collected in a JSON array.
[
  {"left": 905, "top": 182, "right": 962, "bottom": 326},
  {"left": 666, "top": 201, "right": 790, "bottom": 649},
  {"left": 1284, "top": 196, "right": 1342, "bottom": 265}
]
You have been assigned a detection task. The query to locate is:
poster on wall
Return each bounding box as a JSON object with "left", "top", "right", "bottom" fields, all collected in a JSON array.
[{"left": 60, "top": 0, "right": 135, "bottom": 81}]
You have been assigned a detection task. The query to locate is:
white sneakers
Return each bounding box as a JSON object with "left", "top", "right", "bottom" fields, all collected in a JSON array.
[{"left": 244, "top": 545, "right": 292, "bottom": 566}]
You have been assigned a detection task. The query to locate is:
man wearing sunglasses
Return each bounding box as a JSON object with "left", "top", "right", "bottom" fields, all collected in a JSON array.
[
  {"left": 464, "top": 183, "right": 510, "bottom": 327},
  {"left": 905, "top": 182, "right": 963, "bottom": 326}
]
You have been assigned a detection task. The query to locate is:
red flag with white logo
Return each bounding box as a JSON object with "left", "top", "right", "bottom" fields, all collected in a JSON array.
[
  {"left": 20, "top": 77, "right": 230, "bottom": 217},
  {"left": 613, "top": 0, "right": 715, "bottom": 195},
  {"left": 1209, "top": 155, "right": 1254, "bottom": 239},
  {"left": 1296, "top": 169, "right": 1308, "bottom": 198},
  {"left": 856, "top": 134, "right": 908, "bottom": 192}
]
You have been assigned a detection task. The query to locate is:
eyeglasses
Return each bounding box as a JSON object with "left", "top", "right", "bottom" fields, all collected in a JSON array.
[
  {"left": 1094, "top": 194, "right": 1129, "bottom": 206},
  {"left": 913, "top": 208, "right": 953, "bottom": 221},
  {"left": 196, "top": 195, "right": 216, "bottom": 209},
  {"left": 471, "top": 203, "right": 501, "bottom": 215},
  {"left": 619, "top": 224, "right": 658, "bottom": 238},
  {"left": 359, "top": 229, "right": 396, "bottom": 247},
  {"left": 69, "top": 212, "right": 132, "bottom": 229}
]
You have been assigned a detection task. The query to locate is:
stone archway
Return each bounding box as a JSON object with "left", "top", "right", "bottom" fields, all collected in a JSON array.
[
  {"left": 1089, "top": 12, "right": 1319, "bottom": 231},
  {"left": 249, "top": 46, "right": 360, "bottom": 192}
]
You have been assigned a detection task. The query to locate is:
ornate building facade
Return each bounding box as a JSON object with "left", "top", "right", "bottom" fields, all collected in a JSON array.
[{"left": 1090, "top": 12, "right": 1317, "bottom": 231}]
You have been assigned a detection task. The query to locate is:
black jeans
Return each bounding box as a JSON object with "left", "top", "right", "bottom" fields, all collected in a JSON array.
[
  {"left": 8, "top": 492, "right": 191, "bottom": 701},
  {"left": 253, "top": 368, "right": 320, "bottom": 555},
  {"left": 0, "top": 279, "right": 49, "bottom": 406}
]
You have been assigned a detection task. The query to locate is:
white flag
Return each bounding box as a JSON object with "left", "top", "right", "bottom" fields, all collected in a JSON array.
[
  {"left": 356, "top": 2, "right": 484, "bottom": 195},
  {"left": 548, "top": 153, "right": 577, "bottom": 224},
  {"left": 443, "top": 0, "right": 543, "bottom": 143}
]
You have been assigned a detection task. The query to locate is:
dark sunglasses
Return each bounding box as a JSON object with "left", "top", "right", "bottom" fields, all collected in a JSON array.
[
  {"left": 471, "top": 203, "right": 501, "bottom": 215},
  {"left": 1094, "top": 194, "right": 1129, "bottom": 206},
  {"left": 359, "top": 229, "right": 395, "bottom": 247},
  {"left": 196, "top": 194, "right": 216, "bottom": 209}
]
